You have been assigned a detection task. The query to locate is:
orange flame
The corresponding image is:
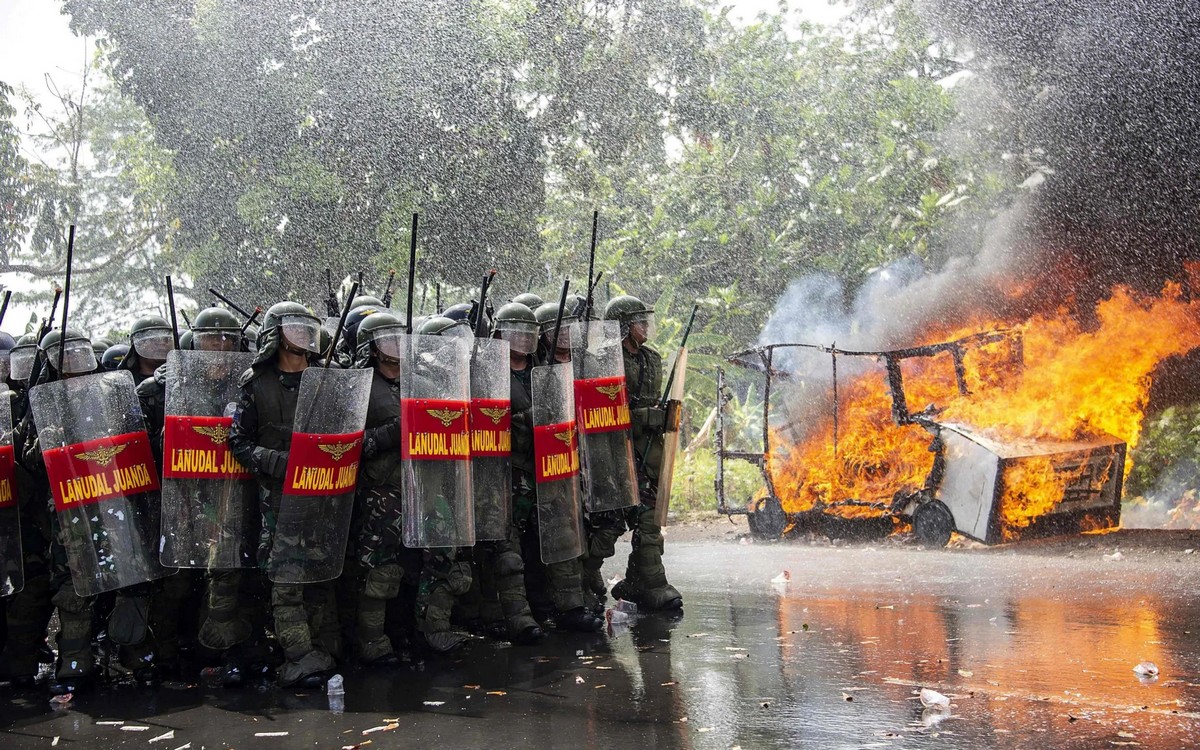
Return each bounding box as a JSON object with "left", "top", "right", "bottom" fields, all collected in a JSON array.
[{"left": 769, "top": 283, "right": 1200, "bottom": 534}]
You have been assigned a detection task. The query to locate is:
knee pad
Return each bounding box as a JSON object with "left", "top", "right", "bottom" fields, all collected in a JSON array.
[
  {"left": 363, "top": 564, "right": 402, "bottom": 600},
  {"left": 445, "top": 561, "right": 473, "bottom": 596},
  {"left": 494, "top": 549, "right": 525, "bottom": 578}
]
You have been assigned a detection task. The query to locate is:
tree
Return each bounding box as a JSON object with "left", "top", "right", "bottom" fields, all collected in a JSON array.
[{"left": 2, "top": 56, "right": 180, "bottom": 333}]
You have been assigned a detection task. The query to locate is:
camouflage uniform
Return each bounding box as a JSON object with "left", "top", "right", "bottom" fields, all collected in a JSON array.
[
  {"left": 512, "top": 359, "right": 600, "bottom": 632},
  {"left": 586, "top": 342, "right": 682, "bottom": 611},
  {"left": 228, "top": 361, "right": 338, "bottom": 687}
]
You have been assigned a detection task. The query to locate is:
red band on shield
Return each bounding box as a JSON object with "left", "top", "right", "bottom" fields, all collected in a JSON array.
[
  {"left": 0, "top": 444, "right": 15, "bottom": 509},
  {"left": 575, "top": 376, "right": 632, "bottom": 435},
  {"left": 534, "top": 420, "right": 580, "bottom": 484},
  {"left": 470, "top": 398, "right": 511, "bottom": 457},
  {"left": 402, "top": 398, "right": 470, "bottom": 460},
  {"left": 162, "top": 415, "right": 253, "bottom": 480},
  {"left": 45, "top": 431, "right": 161, "bottom": 511},
  {"left": 283, "top": 431, "right": 363, "bottom": 496}
]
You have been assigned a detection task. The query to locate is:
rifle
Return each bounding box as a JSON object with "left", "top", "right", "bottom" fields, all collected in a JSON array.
[
  {"left": 637, "top": 302, "right": 699, "bottom": 472},
  {"left": 381, "top": 269, "right": 397, "bottom": 307},
  {"left": 475, "top": 270, "right": 497, "bottom": 337},
  {"left": 325, "top": 269, "right": 340, "bottom": 317}
]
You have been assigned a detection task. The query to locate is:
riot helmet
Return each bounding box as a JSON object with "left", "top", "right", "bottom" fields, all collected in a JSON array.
[
  {"left": 417, "top": 316, "right": 472, "bottom": 339},
  {"left": 441, "top": 302, "right": 474, "bottom": 324},
  {"left": 511, "top": 292, "right": 543, "bottom": 311},
  {"left": 9, "top": 334, "right": 38, "bottom": 382},
  {"left": 41, "top": 328, "right": 98, "bottom": 375},
  {"left": 355, "top": 311, "right": 407, "bottom": 367},
  {"left": 191, "top": 306, "right": 242, "bottom": 352},
  {"left": 339, "top": 304, "right": 384, "bottom": 355},
  {"left": 604, "top": 295, "right": 655, "bottom": 344},
  {"left": 534, "top": 303, "right": 578, "bottom": 350},
  {"left": 254, "top": 301, "right": 320, "bottom": 366},
  {"left": 128, "top": 315, "right": 176, "bottom": 362},
  {"left": 101, "top": 343, "right": 130, "bottom": 371},
  {"left": 0, "top": 331, "right": 14, "bottom": 383},
  {"left": 351, "top": 294, "right": 385, "bottom": 309},
  {"left": 492, "top": 303, "right": 538, "bottom": 355}
]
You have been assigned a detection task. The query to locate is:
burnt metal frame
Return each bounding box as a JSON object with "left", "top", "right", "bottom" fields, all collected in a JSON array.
[{"left": 714, "top": 330, "right": 1022, "bottom": 518}]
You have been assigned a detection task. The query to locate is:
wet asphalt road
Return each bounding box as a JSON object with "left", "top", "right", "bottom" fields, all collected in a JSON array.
[{"left": 4, "top": 536, "right": 1200, "bottom": 749}]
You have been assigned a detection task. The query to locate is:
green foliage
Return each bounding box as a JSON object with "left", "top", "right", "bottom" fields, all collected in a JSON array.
[{"left": 1128, "top": 404, "right": 1200, "bottom": 499}]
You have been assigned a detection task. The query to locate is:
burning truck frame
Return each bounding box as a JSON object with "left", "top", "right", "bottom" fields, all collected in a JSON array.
[{"left": 714, "top": 329, "right": 1127, "bottom": 546}]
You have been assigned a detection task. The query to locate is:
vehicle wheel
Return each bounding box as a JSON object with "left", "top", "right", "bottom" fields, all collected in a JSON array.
[
  {"left": 748, "top": 496, "right": 788, "bottom": 539},
  {"left": 913, "top": 499, "right": 954, "bottom": 548}
]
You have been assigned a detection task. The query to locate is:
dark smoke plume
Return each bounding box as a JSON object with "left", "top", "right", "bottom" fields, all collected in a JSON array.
[{"left": 924, "top": 0, "right": 1200, "bottom": 294}]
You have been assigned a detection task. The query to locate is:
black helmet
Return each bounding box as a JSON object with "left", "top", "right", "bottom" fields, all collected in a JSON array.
[
  {"left": 40, "top": 327, "right": 98, "bottom": 375},
  {"left": 101, "top": 343, "right": 130, "bottom": 371},
  {"left": 492, "top": 302, "right": 538, "bottom": 355},
  {"left": 191, "top": 306, "right": 242, "bottom": 351},
  {"left": 124, "top": 315, "right": 175, "bottom": 371},
  {"left": 9, "top": 333, "right": 38, "bottom": 382},
  {"left": 417, "top": 316, "right": 472, "bottom": 338},
  {"left": 91, "top": 337, "right": 113, "bottom": 360},
  {"left": 442, "top": 302, "right": 474, "bottom": 323},
  {"left": 604, "top": 295, "right": 655, "bottom": 341},
  {"left": 339, "top": 304, "right": 385, "bottom": 355},
  {"left": 355, "top": 311, "right": 406, "bottom": 367},
  {"left": 511, "top": 292, "right": 543, "bottom": 311}
]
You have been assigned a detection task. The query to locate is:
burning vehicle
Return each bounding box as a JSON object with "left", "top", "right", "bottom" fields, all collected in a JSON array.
[{"left": 715, "top": 285, "right": 1200, "bottom": 545}]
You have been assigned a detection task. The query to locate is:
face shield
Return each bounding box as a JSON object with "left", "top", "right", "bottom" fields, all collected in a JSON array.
[
  {"left": 371, "top": 329, "right": 406, "bottom": 361},
  {"left": 496, "top": 320, "right": 538, "bottom": 355},
  {"left": 194, "top": 330, "right": 242, "bottom": 352},
  {"left": 132, "top": 328, "right": 176, "bottom": 361},
  {"left": 0, "top": 351, "right": 9, "bottom": 383},
  {"left": 47, "top": 337, "right": 99, "bottom": 375},
  {"left": 442, "top": 322, "right": 473, "bottom": 340},
  {"left": 280, "top": 315, "right": 321, "bottom": 354},
  {"left": 9, "top": 345, "right": 35, "bottom": 381},
  {"left": 626, "top": 311, "right": 655, "bottom": 344}
]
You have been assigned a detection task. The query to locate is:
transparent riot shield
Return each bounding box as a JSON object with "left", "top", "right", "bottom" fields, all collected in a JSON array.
[
  {"left": 29, "top": 371, "right": 169, "bottom": 596},
  {"left": 268, "top": 367, "right": 372, "bottom": 584},
  {"left": 160, "top": 350, "right": 258, "bottom": 568},
  {"left": 400, "top": 334, "right": 474, "bottom": 548},
  {"left": 532, "top": 362, "right": 584, "bottom": 564},
  {"left": 0, "top": 395, "right": 23, "bottom": 595},
  {"left": 469, "top": 338, "right": 512, "bottom": 542},
  {"left": 573, "top": 321, "right": 638, "bottom": 513},
  {"left": 654, "top": 347, "right": 689, "bottom": 526}
]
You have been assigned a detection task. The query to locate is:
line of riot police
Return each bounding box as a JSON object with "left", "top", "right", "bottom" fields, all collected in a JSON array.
[{"left": 0, "top": 288, "right": 684, "bottom": 693}]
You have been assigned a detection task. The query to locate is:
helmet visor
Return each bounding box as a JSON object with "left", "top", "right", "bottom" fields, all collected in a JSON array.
[
  {"left": 627, "top": 311, "right": 655, "bottom": 343},
  {"left": 48, "top": 338, "right": 99, "bottom": 374},
  {"left": 9, "top": 345, "right": 35, "bottom": 381},
  {"left": 280, "top": 316, "right": 321, "bottom": 353},
  {"left": 372, "top": 330, "right": 406, "bottom": 359},
  {"left": 132, "top": 329, "right": 176, "bottom": 361},
  {"left": 194, "top": 330, "right": 242, "bottom": 352},
  {"left": 498, "top": 329, "right": 537, "bottom": 355},
  {"left": 443, "top": 322, "right": 473, "bottom": 340}
]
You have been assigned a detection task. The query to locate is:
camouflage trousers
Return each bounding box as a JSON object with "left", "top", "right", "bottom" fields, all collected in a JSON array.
[
  {"left": 0, "top": 546, "right": 53, "bottom": 681},
  {"left": 583, "top": 481, "right": 671, "bottom": 594},
  {"left": 270, "top": 580, "right": 340, "bottom": 664},
  {"left": 513, "top": 482, "right": 584, "bottom": 615},
  {"left": 458, "top": 524, "right": 538, "bottom": 638}
]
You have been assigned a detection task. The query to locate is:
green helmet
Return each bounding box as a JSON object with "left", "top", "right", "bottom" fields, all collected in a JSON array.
[
  {"left": 9, "top": 334, "right": 39, "bottom": 382},
  {"left": 339, "top": 304, "right": 385, "bottom": 356},
  {"left": 123, "top": 314, "right": 175, "bottom": 371},
  {"left": 91, "top": 339, "right": 110, "bottom": 360},
  {"left": 563, "top": 293, "right": 598, "bottom": 320},
  {"left": 604, "top": 295, "right": 655, "bottom": 342},
  {"left": 40, "top": 327, "right": 97, "bottom": 375},
  {"left": 355, "top": 311, "right": 406, "bottom": 367},
  {"left": 255, "top": 301, "right": 321, "bottom": 365},
  {"left": 417, "top": 316, "right": 472, "bottom": 338},
  {"left": 191, "top": 306, "right": 242, "bottom": 352},
  {"left": 351, "top": 295, "right": 385, "bottom": 309},
  {"left": 493, "top": 302, "right": 538, "bottom": 355},
  {"left": 511, "top": 292, "right": 543, "bottom": 311},
  {"left": 534, "top": 303, "right": 579, "bottom": 334}
]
